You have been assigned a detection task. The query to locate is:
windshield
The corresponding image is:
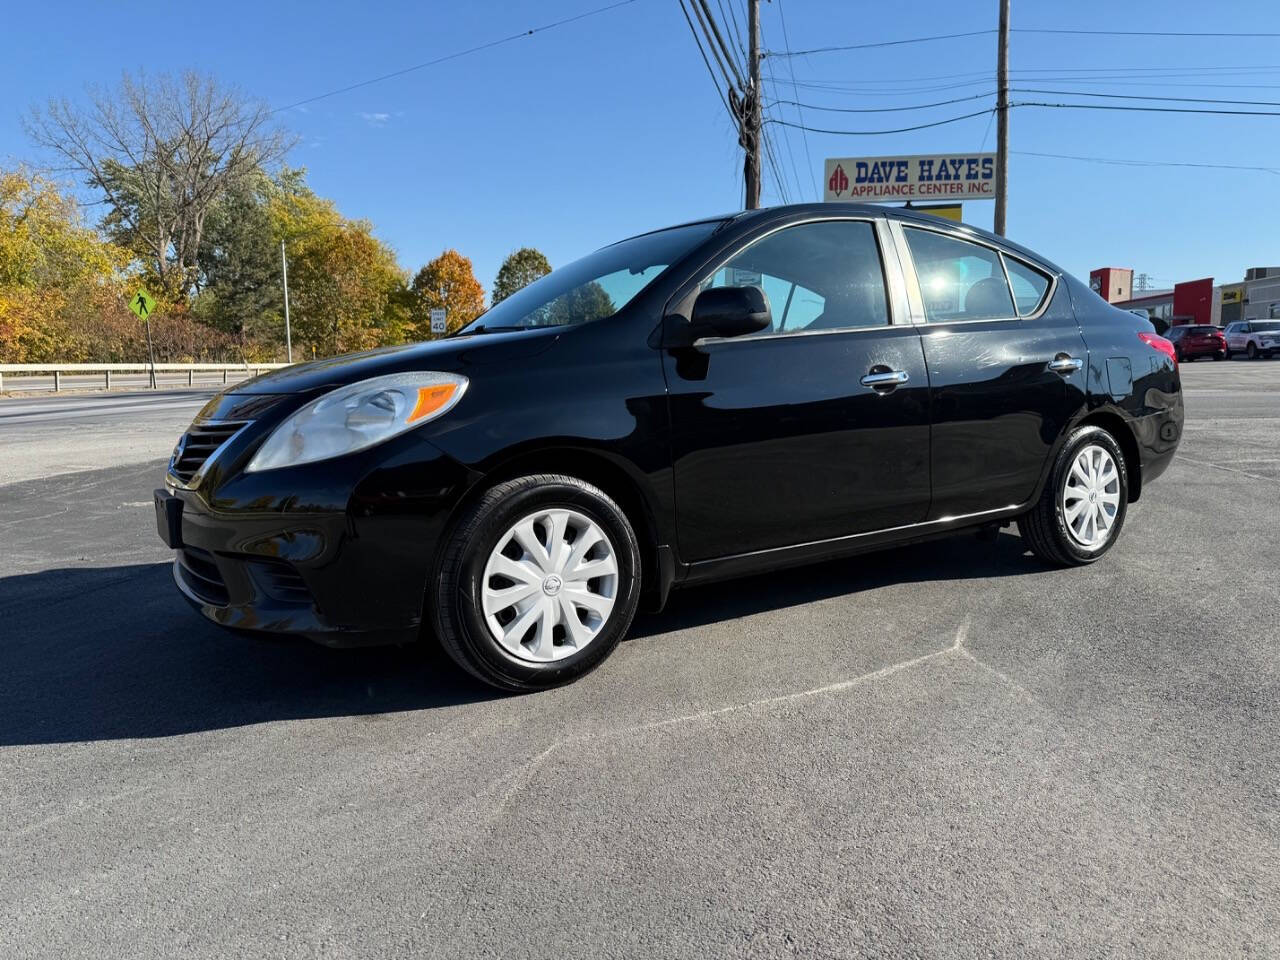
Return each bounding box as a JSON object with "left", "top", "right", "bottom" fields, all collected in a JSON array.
[{"left": 459, "top": 221, "right": 722, "bottom": 332}]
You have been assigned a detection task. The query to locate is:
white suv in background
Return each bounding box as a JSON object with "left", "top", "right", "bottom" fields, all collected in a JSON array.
[{"left": 1224, "top": 320, "right": 1280, "bottom": 359}]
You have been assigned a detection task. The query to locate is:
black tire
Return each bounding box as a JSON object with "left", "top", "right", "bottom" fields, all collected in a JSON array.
[
  {"left": 1017, "top": 425, "right": 1129, "bottom": 567},
  {"left": 1214, "top": 351, "right": 1224, "bottom": 361},
  {"left": 1174, "top": 348, "right": 1184, "bottom": 363},
  {"left": 1247, "top": 342, "right": 1259, "bottom": 360},
  {"left": 432, "top": 474, "right": 642, "bottom": 692},
  {"left": 1224, "top": 348, "right": 1233, "bottom": 360}
]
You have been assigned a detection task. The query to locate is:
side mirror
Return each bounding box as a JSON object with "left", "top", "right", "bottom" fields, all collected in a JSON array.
[{"left": 689, "top": 285, "right": 772, "bottom": 341}]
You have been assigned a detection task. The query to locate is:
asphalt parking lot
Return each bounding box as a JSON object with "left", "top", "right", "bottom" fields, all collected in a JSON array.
[{"left": 1, "top": 362, "right": 1277, "bottom": 959}]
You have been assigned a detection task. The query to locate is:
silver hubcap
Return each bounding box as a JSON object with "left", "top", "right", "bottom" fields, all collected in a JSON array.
[
  {"left": 1062, "top": 444, "right": 1121, "bottom": 550},
  {"left": 481, "top": 508, "right": 618, "bottom": 663}
]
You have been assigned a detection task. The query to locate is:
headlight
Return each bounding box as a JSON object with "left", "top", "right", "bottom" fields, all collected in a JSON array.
[{"left": 245, "top": 372, "right": 468, "bottom": 473}]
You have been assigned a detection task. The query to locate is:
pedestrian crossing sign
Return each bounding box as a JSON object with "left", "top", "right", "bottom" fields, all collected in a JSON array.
[{"left": 129, "top": 289, "right": 156, "bottom": 320}]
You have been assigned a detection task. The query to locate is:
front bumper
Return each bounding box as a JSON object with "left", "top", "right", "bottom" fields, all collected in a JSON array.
[{"left": 158, "top": 429, "right": 476, "bottom": 648}]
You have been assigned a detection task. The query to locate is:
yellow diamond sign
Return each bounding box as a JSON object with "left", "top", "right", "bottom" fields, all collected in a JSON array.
[{"left": 129, "top": 289, "right": 156, "bottom": 320}]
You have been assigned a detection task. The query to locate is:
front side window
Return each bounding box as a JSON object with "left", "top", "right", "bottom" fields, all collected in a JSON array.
[
  {"left": 458, "top": 221, "right": 722, "bottom": 332},
  {"left": 1004, "top": 257, "right": 1052, "bottom": 316},
  {"left": 702, "top": 220, "right": 890, "bottom": 334},
  {"left": 904, "top": 227, "right": 1015, "bottom": 322}
]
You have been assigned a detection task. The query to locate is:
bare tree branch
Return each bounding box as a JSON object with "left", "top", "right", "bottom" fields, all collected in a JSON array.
[{"left": 24, "top": 70, "right": 297, "bottom": 298}]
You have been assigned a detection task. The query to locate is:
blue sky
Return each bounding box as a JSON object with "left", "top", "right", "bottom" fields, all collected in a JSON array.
[{"left": 3, "top": 0, "right": 1278, "bottom": 296}]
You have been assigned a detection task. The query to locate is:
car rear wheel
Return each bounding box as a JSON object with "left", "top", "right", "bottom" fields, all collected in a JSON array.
[
  {"left": 432, "top": 474, "right": 641, "bottom": 691},
  {"left": 1018, "top": 425, "right": 1129, "bottom": 567}
]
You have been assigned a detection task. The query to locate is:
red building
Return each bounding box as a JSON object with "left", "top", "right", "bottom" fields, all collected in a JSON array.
[
  {"left": 1172, "top": 278, "right": 1214, "bottom": 326},
  {"left": 1091, "top": 266, "right": 1220, "bottom": 330}
]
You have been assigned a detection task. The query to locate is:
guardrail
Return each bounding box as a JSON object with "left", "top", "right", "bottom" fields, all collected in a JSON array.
[{"left": 0, "top": 362, "right": 290, "bottom": 393}]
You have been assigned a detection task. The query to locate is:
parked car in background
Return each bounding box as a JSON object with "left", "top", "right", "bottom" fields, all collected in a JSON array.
[
  {"left": 1224, "top": 320, "right": 1280, "bottom": 359},
  {"left": 152, "top": 204, "right": 1184, "bottom": 691},
  {"left": 1166, "top": 324, "right": 1226, "bottom": 362}
]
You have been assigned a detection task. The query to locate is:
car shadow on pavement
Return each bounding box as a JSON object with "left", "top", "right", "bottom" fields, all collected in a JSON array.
[
  {"left": 631, "top": 529, "right": 1046, "bottom": 638},
  {"left": 0, "top": 561, "right": 499, "bottom": 747},
  {"left": 0, "top": 531, "right": 1044, "bottom": 746}
]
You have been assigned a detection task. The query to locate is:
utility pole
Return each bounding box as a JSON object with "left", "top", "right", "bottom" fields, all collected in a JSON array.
[
  {"left": 994, "top": 0, "right": 1011, "bottom": 235},
  {"left": 744, "top": 0, "right": 762, "bottom": 209},
  {"left": 280, "top": 239, "right": 293, "bottom": 363}
]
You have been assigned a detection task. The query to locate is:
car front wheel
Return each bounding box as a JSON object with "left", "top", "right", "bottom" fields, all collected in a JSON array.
[
  {"left": 1018, "top": 425, "right": 1129, "bottom": 566},
  {"left": 1247, "top": 342, "right": 1259, "bottom": 359},
  {"left": 432, "top": 474, "right": 642, "bottom": 691}
]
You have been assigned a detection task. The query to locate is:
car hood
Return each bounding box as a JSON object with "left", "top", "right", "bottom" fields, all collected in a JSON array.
[{"left": 230, "top": 327, "right": 562, "bottom": 395}]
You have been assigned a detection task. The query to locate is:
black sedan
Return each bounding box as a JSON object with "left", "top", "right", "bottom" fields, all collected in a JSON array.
[{"left": 155, "top": 204, "right": 1183, "bottom": 691}]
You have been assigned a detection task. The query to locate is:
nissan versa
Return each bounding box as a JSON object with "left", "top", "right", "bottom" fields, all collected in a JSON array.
[{"left": 154, "top": 204, "right": 1183, "bottom": 691}]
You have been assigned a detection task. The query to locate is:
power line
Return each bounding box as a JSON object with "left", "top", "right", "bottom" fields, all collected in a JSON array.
[
  {"left": 775, "top": 0, "right": 818, "bottom": 200},
  {"left": 977, "top": 108, "right": 996, "bottom": 152},
  {"left": 716, "top": 0, "right": 748, "bottom": 68},
  {"left": 1013, "top": 88, "right": 1280, "bottom": 108},
  {"left": 677, "top": 0, "right": 735, "bottom": 120},
  {"left": 766, "top": 90, "right": 997, "bottom": 113},
  {"left": 768, "top": 29, "right": 994, "bottom": 57},
  {"left": 767, "top": 108, "right": 994, "bottom": 136},
  {"left": 764, "top": 74, "right": 994, "bottom": 97},
  {"left": 1014, "top": 100, "right": 1280, "bottom": 118},
  {"left": 271, "top": 0, "right": 638, "bottom": 113},
  {"left": 757, "top": 16, "right": 805, "bottom": 202},
  {"left": 1013, "top": 149, "right": 1280, "bottom": 175},
  {"left": 767, "top": 26, "right": 1280, "bottom": 59},
  {"left": 767, "top": 72, "right": 1280, "bottom": 98},
  {"left": 1015, "top": 28, "right": 1280, "bottom": 38},
  {"left": 769, "top": 63, "right": 1280, "bottom": 88},
  {"left": 691, "top": 0, "right": 746, "bottom": 90},
  {"left": 761, "top": 123, "right": 791, "bottom": 204}
]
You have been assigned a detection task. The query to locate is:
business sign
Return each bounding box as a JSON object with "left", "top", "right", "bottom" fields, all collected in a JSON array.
[
  {"left": 430, "top": 308, "right": 447, "bottom": 334},
  {"left": 912, "top": 203, "right": 963, "bottom": 223},
  {"left": 824, "top": 153, "right": 995, "bottom": 203}
]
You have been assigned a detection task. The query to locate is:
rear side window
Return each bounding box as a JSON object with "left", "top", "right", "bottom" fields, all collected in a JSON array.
[
  {"left": 904, "top": 228, "right": 1015, "bottom": 322},
  {"left": 1003, "top": 257, "right": 1052, "bottom": 316}
]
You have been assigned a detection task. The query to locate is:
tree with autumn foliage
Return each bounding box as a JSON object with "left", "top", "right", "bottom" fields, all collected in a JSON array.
[
  {"left": 0, "top": 167, "right": 132, "bottom": 361},
  {"left": 408, "top": 250, "right": 485, "bottom": 339},
  {"left": 268, "top": 172, "right": 409, "bottom": 358},
  {"left": 492, "top": 247, "right": 551, "bottom": 304}
]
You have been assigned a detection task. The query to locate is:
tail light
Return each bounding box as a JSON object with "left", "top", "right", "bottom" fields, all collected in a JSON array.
[{"left": 1138, "top": 331, "right": 1178, "bottom": 366}]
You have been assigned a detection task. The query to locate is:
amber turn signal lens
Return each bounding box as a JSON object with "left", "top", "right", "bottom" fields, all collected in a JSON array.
[{"left": 406, "top": 384, "right": 458, "bottom": 423}]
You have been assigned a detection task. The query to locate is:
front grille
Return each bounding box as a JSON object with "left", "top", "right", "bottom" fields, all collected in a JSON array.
[
  {"left": 176, "top": 547, "right": 230, "bottom": 606},
  {"left": 250, "top": 559, "right": 313, "bottom": 605},
  {"left": 169, "top": 421, "right": 247, "bottom": 484}
]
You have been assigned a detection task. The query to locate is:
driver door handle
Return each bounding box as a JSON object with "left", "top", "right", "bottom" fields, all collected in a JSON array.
[
  {"left": 1047, "top": 355, "right": 1083, "bottom": 374},
  {"left": 860, "top": 369, "right": 909, "bottom": 388}
]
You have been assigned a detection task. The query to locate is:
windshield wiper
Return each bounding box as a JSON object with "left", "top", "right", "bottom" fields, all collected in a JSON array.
[{"left": 456, "top": 324, "right": 529, "bottom": 336}]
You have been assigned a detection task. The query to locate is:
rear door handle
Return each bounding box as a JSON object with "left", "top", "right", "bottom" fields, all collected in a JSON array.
[
  {"left": 860, "top": 369, "right": 909, "bottom": 388},
  {"left": 1047, "top": 355, "right": 1083, "bottom": 374}
]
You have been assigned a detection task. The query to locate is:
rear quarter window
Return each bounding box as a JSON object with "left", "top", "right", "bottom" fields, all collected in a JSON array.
[{"left": 1003, "top": 257, "right": 1052, "bottom": 316}]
